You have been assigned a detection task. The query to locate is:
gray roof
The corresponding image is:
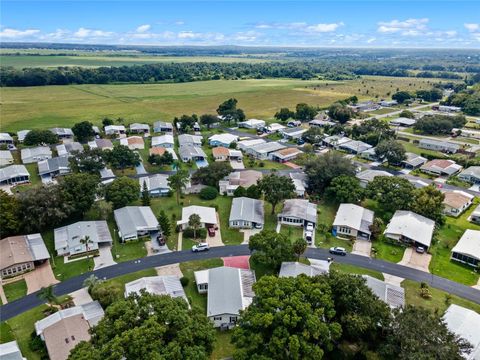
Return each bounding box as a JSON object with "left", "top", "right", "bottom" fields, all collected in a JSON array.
[
  {"left": 206, "top": 267, "right": 255, "bottom": 317},
  {"left": 125, "top": 276, "right": 187, "bottom": 302},
  {"left": 114, "top": 206, "right": 159, "bottom": 239},
  {"left": 129, "top": 123, "right": 150, "bottom": 131},
  {"left": 54, "top": 221, "right": 112, "bottom": 253},
  {"left": 229, "top": 197, "right": 264, "bottom": 224},
  {"left": 56, "top": 142, "right": 83, "bottom": 156},
  {"left": 153, "top": 121, "right": 173, "bottom": 130},
  {"left": 26, "top": 233, "right": 50, "bottom": 261},
  {"left": 250, "top": 141, "right": 286, "bottom": 154},
  {"left": 323, "top": 135, "right": 352, "bottom": 147},
  {"left": 17, "top": 130, "right": 31, "bottom": 142},
  {"left": 460, "top": 166, "right": 480, "bottom": 179},
  {"left": 384, "top": 210, "right": 435, "bottom": 248},
  {"left": 178, "top": 134, "right": 202, "bottom": 147},
  {"left": 0, "top": 133, "right": 14, "bottom": 142},
  {"left": 179, "top": 145, "right": 207, "bottom": 159},
  {"left": 0, "top": 150, "right": 13, "bottom": 162},
  {"left": 38, "top": 156, "right": 70, "bottom": 176},
  {"left": 281, "top": 127, "right": 307, "bottom": 135},
  {"left": 339, "top": 140, "right": 373, "bottom": 153},
  {"left": 419, "top": 138, "right": 460, "bottom": 150},
  {"left": 0, "top": 165, "right": 29, "bottom": 182},
  {"left": 279, "top": 199, "right": 317, "bottom": 224},
  {"left": 139, "top": 174, "right": 170, "bottom": 191},
  {"left": 333, "top": 204, "right": 374, "bottom": 234},
  {"left": 152, "top": 134, "right": 174, "bottom": 147},
  {"left": 390, "top": 117, "right": 416, "bottom": 126},
  {"left": 21, "top": 146, "right": 52, "bottom": 163},
  {"left": 0, "top": 341, "right": 24, "bottom": 360},
  {"left": 99, "top": 167, "right": 115, "bottom": 179},
  {"left": 443, "top": 304, "right": 480, "bottom": 360},
  {"left": 89, "top": 138, "right": 113, "bottom": 150},
  {"left": 49, "top": 127, "right": 73, "bottom": 136},
  {"left": 402, "top": 152, "right": 427, "bottom": 167},
  {"left": 279, "top": 261, "right": 329, "bottom": 277},
  {"left": 356, "top": 169, "right": 393, "bottom": 183},
  {"left": 363, "top": 275, "right": 405, "bottom": 308}
]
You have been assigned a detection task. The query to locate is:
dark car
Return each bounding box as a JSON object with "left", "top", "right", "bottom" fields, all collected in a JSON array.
[
  {"left": 207, "top": 227, "right": 215, "bottom": 237},
  {"left": 329, "top": 247, "right": 347, "bottom": 256}
]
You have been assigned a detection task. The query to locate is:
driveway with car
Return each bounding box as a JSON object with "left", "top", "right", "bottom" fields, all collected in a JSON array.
[
  {"left": 207, "top": 213, "right": 224, "bottom": 247},
  {"left": 398, "top": 248, "right": 431, "bottom": 272}
]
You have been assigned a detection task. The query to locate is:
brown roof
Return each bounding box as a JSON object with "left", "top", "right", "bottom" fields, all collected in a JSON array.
[
  {"left": 212, "top": 147, "right": 230, "bottom": 157},
  {"left": 277, "top": 148, "right": 301, "bottom": 156},
  {"left": 443, "top": 191, "right": 472, "bottom": 209},
  {"left": 149, "top": 147, "right": 166, "bottom": 156},
  {"left": 0, "top": 236, "right": 33, "bottom": 270},
  {"left": 128, "top": 136, "right": 144, "bottom": 145},
  {"left": 424, "top": 159, "right": 455, "bottom": 169},
  {"left": 43, "top": 314, "right": 91, "bottom": 360},
  {"left": 230, "top": 170, "right": 263, "bottom": 187}
]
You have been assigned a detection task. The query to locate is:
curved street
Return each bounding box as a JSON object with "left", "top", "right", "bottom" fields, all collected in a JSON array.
[{"left": 1, "top": 245, "right": 479, "bottom": 321}]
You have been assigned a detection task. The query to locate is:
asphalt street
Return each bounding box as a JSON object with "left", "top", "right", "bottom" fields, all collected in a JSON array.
[{"left": 1, "top": 245, "right": 479, "bottom": 322}]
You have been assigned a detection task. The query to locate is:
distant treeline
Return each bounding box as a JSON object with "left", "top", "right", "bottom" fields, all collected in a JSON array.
[{"left": 1, "top": 60, "right": 476, "bottom": 87}]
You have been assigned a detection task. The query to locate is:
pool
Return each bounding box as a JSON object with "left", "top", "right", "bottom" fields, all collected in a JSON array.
[{"left": 196, "top": 159, "right": 209, "bottom": 168}]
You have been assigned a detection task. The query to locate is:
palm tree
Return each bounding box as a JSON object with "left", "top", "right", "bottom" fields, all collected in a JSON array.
[
  {"left": 38, "top": 285, "right": 58, "bottom": 310},
  {"left": 80, "top": 235, "right": 94, "bottom": 270},
  {"left": 168, "top": 170, "right": 189, "bottom": 205},
  {"left": 83, "top": 274, "right": 101, "bottom": 291},
  {"left": 188, "top": 213, "right": 202, "bottom": 240}
]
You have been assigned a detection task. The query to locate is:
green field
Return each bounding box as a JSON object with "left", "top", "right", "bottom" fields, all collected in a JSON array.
[{"left": 1, "top": 76, "right": 444, "bottom": 132}]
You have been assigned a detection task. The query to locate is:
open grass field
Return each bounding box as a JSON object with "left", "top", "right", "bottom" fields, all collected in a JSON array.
[{"left": 1, "top": 76, "right": 446, "bottom": 132}]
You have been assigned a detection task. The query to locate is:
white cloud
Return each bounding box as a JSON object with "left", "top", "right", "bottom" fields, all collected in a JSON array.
[
  {"left": 366, "top": 37, "right": 376, "bottom": 44},
  {"left": 305, "top": 22, "right": 344, "bottom": 33},
  {"left": 233, "top": 31, "right": 258, "bottom": 42},
  {"left": 377, "top": 18, "right": 428, "bottom": 34},
  {"left": 174, "top": 21, "right": 185, "bottom": 26},
  {"left": 73, "top": 27, "right": 113, "bottom": 38},
  {"left": 136, "top": 24, "right": 151, "bottom": 33},
  {"left": 0, "top": 28, "right": 40, "bottom": 38},
  {"left": 254, "top": 21, "right": 342, "bottom": 33},
  {"left": 465, "top": 23, "right": 479, "bottom": 32}
]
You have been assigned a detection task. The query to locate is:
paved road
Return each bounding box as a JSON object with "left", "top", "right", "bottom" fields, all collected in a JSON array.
[{"left": 1, "top": 245, "right": 479, "bottom": 321}]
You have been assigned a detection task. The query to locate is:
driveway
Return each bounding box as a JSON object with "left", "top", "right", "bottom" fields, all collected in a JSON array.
[
  {"left": 94, "top": 245, "right": 116, "bottom": 270},
  {"left": 302, "top": 227, "right": 315, "bottom": 248},
  {"left": 352, "top": 239, "right": 371, "bottom": 257},
  {"left": 70, "top": 287, "right": 93, "bottom": 306},
  {"left": 155, "top": 263, "right": 183, "bottom": 278},
  {"left": 240, "top": 228, "right": 262, "bottom": 244},
  {"left": 24, "top": 261, "right": 59, "bottom": 294},
  {"left": 398, "top": 248, "right": 431, "bottom": 272},
  {"left": 230, "top": 159, "right": 245, "bottom": 170},
  {"left": 208, "top": 213, "right": 224, "bottom": 247},
  {"left": 135, "top": 161, "right": 148, "bottom": 175}
]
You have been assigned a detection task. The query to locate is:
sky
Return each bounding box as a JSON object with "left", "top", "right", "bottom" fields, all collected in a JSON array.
[{"left": 1, "top": 1, "right": 479, "bottom": 48}]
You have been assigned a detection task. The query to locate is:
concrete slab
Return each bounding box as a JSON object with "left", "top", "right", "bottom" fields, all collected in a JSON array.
[
  {"left": 0, "top": 283, "right": 8, "bottom": 304},
  {"left": 223, "top": 256, "right": 250, "bottom": 269},
  {"left": 207, "top": 213, "right": 224, "bottom": 247},
  {"left": 240, "top": 228, "right": 262, "bottom": 244},
  {"left": 398, "top": 248, "right": 431, "bottom": 273},
  {"left": 177, "top": 232, "right": 183, "bottom": 251},
  {"left": 155, "top": 263, "right": 183, "bottom": 278},
  {"left": 352, "top": 239, "right": 371, "bottom": 257},
  {"left": 230, "top": 159, "right": 245, "bottom": 170},
  {"left": 70, "top": 287, "right": 93, "bottom": 306},
  {"left": 24, "top": 261, "right": 59, "bottom": 294},
  {"left": 94, "top": 245, "right": 116, "bottom": 270},
  {"left": 383, "top": 273, "right": 404, "bottom": 287}
]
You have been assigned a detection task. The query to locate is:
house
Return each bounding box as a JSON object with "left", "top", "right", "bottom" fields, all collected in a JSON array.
[
  {"left": 194, "top": 266, "right": 256, "bottom": 328},
  {"left": 87, "top": 138, "right": 113, "bottom": 151},
  {"left": 0, "top": 133, "right": 14, "bottom": 145},
  {"left": 442, "top": 190, "right": 474, "bottom": 217},
  {"left": 17, "top": 129, "right": 31, "bottom": 143},
  {"left": 104, "top": 125, "right": 126, "bottom": 136},
  {"left": 208, "top": 133, "right": 238, "bottom": 147},
  {"left": 338, "top": 140, "right": 372, "bottom": 155},
  {"left": 287, "top": 120, "right": 302, "bottom": 127},
  {"left": 193, "top": 122, "right": 201, "bottom": 132},
  {"left": 228, "top": 149, "right": 243, "bottom": 161},
  {"left": 151, "top": 134, "right": 174, "bottom": 148},
  {"left": 178, "top": 134, "right": 202, "bottom": 147},
  {"left": 99, "top": 167, "right": 115, "bottom": 184},
  {"left": 0, "top": 150, "right": 13, "bottom": 167},
  {"left": 451, "top": 230, "right": 480, "bottom": 268},
  {"left": 270, "top": 147, "right": 303, "bottom": 163},
  {"left": 379, "top": 99, "right": 398, "bottom": 107},
  {"left": 452, "top": 128, "right": 480, "bottom": 140},
  {"left": 384, "top": 210, "right": 435, "bottom": 249},
  {"left": 153, "top": 121, "right": 173, "bottom": 133},
  {"left": 280, "top": 127, "right": 307, "bottom": 140},
  {"left": 237, "top": 138, "right": 265, "bottom": 151},
  {"left": 401, "top": 152, "right": 427, "bottom": 169},
  {"left": 0, "top": 341, "right": 26, "bottom": 360},
  {"left": 349, "top": 101, "right": 380, "bottom": 112},
  {"left": 139, "top": 174, "right": 170, "bottom": 197},
  {"left": 120, "top": 136, "right": 144, "bottom": 150},
  {"left": 264, "top": 123, "right": 286, "bottom": 133},
  {"left": 114, "top": 206, "right": 159, "bottom": 241},
  {"left": 178, "top": 145, "right": 207, "bottom": 162},
  {"left": 332, "top": 204, "right": 374, "bottom": 240},
  {"left": 177, "top": 205, "right": 217, "bottom": 230},
  {"left": 459, "top": 166, "right": 480, "bottom": 184},
  {"left": 149, "top": 146, "right": 178, "bottom": 160},
  {"left": 0, "top": 165, "right": 30, "bottom": 185},
  {"left": 35, "top": 301, "right": 104, "bottom": 360},
  {"left": 356, "top": 169, "right": 392, "bottom": 187},
  {"left": 38, "top": 157, "right": 70, "bottom": 179},
  {"left": 418, "top": 139, "right": 460, "bottom": 154},
  {"left": 92, "top": 126, "right": 100, "bottom": 135},
  {"left": 245, "top": 141, "right": 286, "bottom": 160},
  {"left": 239, "top": 119, "right": 265, "bottom": 129},
  {"left": 219, "top": 170, "right": 262, "bottom": 196},
  {"left": 362, "top": 275, "right": 405, "bottom": 308},
  {"left": 309, "top": 119, "right": 336, "bottom": 128},
  {"left": 279, "top": 261, "right": 330, "bottom": 277},
  {"left": 229, "top": 197, "right": 264, "bottom": 229},
  {"left": 56, "top": 142, "right": 83, "bottom": 157},
  {"left": 212, "top": 146, "right": 230, "bottom": 161},
  {"left": 443, "top": 304, "right": 480, "bottom": 360},
  {"left": 290, "top": 172, "right": 307, "bottom": 197},
  {"left": 435, "top": 105, "right": 462, "bottom": 112},
  {"left": 54, "top": 221, "right": 113, "bottom": 257},
  {"left": 278, "top": 199, "right": 317, "bottom": 227},
  {"left": 0, "top": 234, "right": 49, "bottom": 279},
  {"left": 469, "top": 204, "right": 480, "bottom": 224},
  {"left": 322, "top": 135, "right": 352, "bottom": 149},
  {"left": 420, "top": 159, "right": 462, "bottom": 176},
  {"left": 390, "top": 117, "right": 416, "bottom": 127},
  {"left": 129, "top": 123, "right": 150, "bottom": 134},
  {"left": 124, "top": 276, "right": 187, "bottom": 302},
  {"left": 49, "top": 128, "right": 73, "bottom": 140}
]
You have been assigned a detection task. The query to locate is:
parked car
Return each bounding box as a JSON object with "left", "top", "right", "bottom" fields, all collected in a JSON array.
[
  {"left": 297, "top": 138, "right": 305, "bottom": 145},
  {"left": 415, "top": 246, "right": 426, "bottom": 254},
  {"left": 207, "top": 227, "right": 215, "bottom": 237},
  {"left": 305, "top": 222, "right": 314, "bottom": 232},
  {"left": 329, "top": 247, "right": 347, "bottom": 256},
  {"left": 305, "top": 230, "right": 313, "bottom": 244},
  {"left": 254, "top": 223, "right": 263, "bottom": 229},
  {"left": 192, "top": 243, "right": 210, "bottom": 252}
]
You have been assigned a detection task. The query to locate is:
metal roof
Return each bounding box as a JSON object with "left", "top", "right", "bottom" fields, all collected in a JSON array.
[
  {"left": 152, "top": 134, "right": 174, "bottom": 147},
  {"left": 279, "top": 199, "right": 317, "bottom": 224},
  {"left": 178, "top": 134, "right": 202, "bottom": 147},
  {"left": 249, "top": 141, "right": 286, "bottom": 154},
  {"left": 279, "top": 261, "right": 329, "bottom": 277},
  {"left": 125, "top": 276, "right": 187, "bottom": 302},
  {"left": 54, "top": 221, "right": 112, "bottom": 253},
  {"left": 21, "top": 146, "right": 52, "bottom": 163},
  {"left": 37, "top": 156, "right": 70, "bottom": 176},
  {"left": 0, "top": 165, "right": 29, "bottom": 182},
  {"left": 130, "top": 123, "right": 150, "bottom": 131},
  {"left": 451, "top": 230, "right": 480, "bottom": 261},
  {"left": 363, "top": 275, "right": 405, "bottom": 308},
  {"left": 333, "top": 204, "right": 374, "bottom": 234},
  {"left": 443, "top": 304, "right": 480, "bottom": 360},
  {"left": 384, "top": 210, "right": 435, "bottom": 248},
  {"left": 356, "top": 169, "right": 393, "bottom": 183},
  {"left": 178, "top": 205, "right": 217, "bottom": 225},
  {"left": 0, "top": 133, "right": 13, "bottom": 142},
  {"left": 229, "top": 197, "right": 264, "bottom": 224},
  {"left": 139, "top": 174, "right": 170, "bottom": 191},
  {"left": 114, "top": 206, "right": 159, "bottom": 238},
  {"left": 179, "top": 145, "right": 207, "bottom": 159}
]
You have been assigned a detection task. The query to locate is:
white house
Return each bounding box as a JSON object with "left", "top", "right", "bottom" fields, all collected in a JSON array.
[
  {"left": 420, "top": 159, "right": 462, "bottom": 176},
  {"left": 469, "top": 204, "right": 480, "bottom": 225},
  {"left": 177, "top": 205, "right": 217, "bottom": 230},
  {"left": 104, "top": 125, "right": 126, "bottom": 136},
  {"left": 270, "top": 148, "right": 302, "bottom": 163},
  {"left": 56, "top": 142, "right": 83, "bottom": 157},
  {"left": 0, "top": 165, "right": 30, "bottom": 186},
  {"left": 153, "top": 121, "right": 173, "bottom": 133},
  {"left": 0, "top": 150, "right": 14, "bottom": 167},
  {"left": 208, "top": 133, "right": 238, "bottom": 147},
  {"left": 264, "top": 123, "right": 286, "bottom": 133},
  {"left": 49, "top": 128, "right": 73, "bottom": 140},
  {"left": 419, "top": 139, "right": 460, "bottom": 154},
  {"left": 443, "top": 304, "right": 480, "bottom": 360},
  {"left": 332, "top": 204, "right": 374, "bottom": 240},
  {"left": 0, "top": 341, "right": 26, "bottom": 360},
  {"left": 451, "top": 229, "right": 480, "bottom": 268},
  {"left": 139, "top": 174, "right": 170, "bottom": 197},
  {"left": 17, "top": 130, "right": 31, "bottom": 143},
  {"left": 280, "top": 127, "right": 307, "bottom": 140},
  {"left": 0, "top": 133, "right": 14, "bottom": 145},
  {"left": 237, "top": 138, "right": 265, "bottom": 151},
  {"left": 124, "top": 276, "right": 187, "bottom": 302},
  {"left": 390, "top": 117, "right": 416, "bottom": 127},
  {"left": 401, "top": 152, "right": 427, "bottom": 169},
  {"left": 279, "top": 261, "right": 330, "bottom": 277},
  {"left": 114, "top": 206, "right": 159, "bottom": 241},
  {"left": 459, "top": 166, "right": 480, "bottom": 184},
  {"left": 363, "top": 275, "right": 405, "bottom": 308},
  {"left": 229, "top": 197, "right": 264, "bottom": 229},
  {"left": 151, "top": 134, "right": 174, "bottom": 148},
  {"left": 129, "top": 123, "right": 150, "bottom": 134},
  {"left": 178, "top": 145, "right": 207, "bottom": 162},
  {"left": 442, "top": 190, "right": 474, "bottom": 217},
  {"left": 356, "top": 169, "right": 392, "bottom": 188},
  {"left": 244, "top": 141, "right": 286, "bottom": 160},
  {"left": 178, "top": 134, "right": 202, "bottom": 147},
  {"left": 278, "top": 199, "right": 317, "bottom": 227},
  {"left": 239, "top": 119, "right": 265, "bottom": 129},
  {"left": 384, "top": 210, "right": 435, "bottom": 249}
]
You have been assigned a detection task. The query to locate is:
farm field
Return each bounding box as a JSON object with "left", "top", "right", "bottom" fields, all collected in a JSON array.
[{"left": 1, "top": 76, "right": 446, "bottom": 132}]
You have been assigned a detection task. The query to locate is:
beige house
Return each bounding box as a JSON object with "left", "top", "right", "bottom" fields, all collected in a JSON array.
[
  {"left": 219, "top": 170, "right": 262, "bottom": 196},
  {"left": 120, "top": 136, "right": 145, "bottom": 150},
  {"left": 332, "top": 204, "right": 374, "bottom": 240},
  {"left": 442, "top": 190, "right": 474, "bottom": 217},
  {"left": 212, "top": 146, "right": 230, "bottom": 161}
]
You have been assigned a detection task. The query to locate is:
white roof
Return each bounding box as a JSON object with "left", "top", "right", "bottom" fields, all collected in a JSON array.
[
  {"left": 104, "top": 125, "right": 125, "bottom": 132},
  {"left": 21, "top": 146, "right": 52, "bottom": 162},
  {"left": 129, "top": 123, "right": 149, "bottom": 131},
  {"left": 279, "top": 199, "right": 317, "bottom": 224},
  {"left": 266, "top": 123, "right": 286, "bottom": 131},
  {"left": 451, "top": 230, "right": 480, "bottom": 261},
  {"left": 363, "top": 275, "right": 405, "bottom": 308},
  {"left": 384, "top": 210, "right": 435, "bottom": 248},
  {"left": 209, "top": 133, "right": 238, "bottom": 145},
  {"left": 391, "top": 117, "right": 416, "bottom": 126},
  {"left": 460, "top": 166, "right": 480, "bottom": 179},
  {"left": 237, "top": 138, "right": 265, "bottom": 149},
  {"left": 152, "top": 134, "right": 174, "bottom": 146},
  {"left": 17, "top": 130, "right": 31, "bottom": 142},
  {"left": 125, "top": 276, "right": 187, "bottom": 302},
  {"left": 240, "top": 119, "right": 265, "bottom": 126},
  {"left": 279, "top": 261, "right": 329, "bottom": 277},
  {"left": 443, "top": 304, "right": 480, "bottom": 360},
  {"left": 333, "top": 204, "right": 374, "bottom": 234},
  {"left": 50, "top": 128, "right": 73, "bottom": 136},
  {"left": 178, "top": 205, "right": 217, "bottom": 225},
  {"left": 178, "top": 134, "right": 202, "bottom": 146},
  {"left": 250, "top": 141, "right": 286, "bottom": 155},
  {"left": 114, "top": 206, "right": 159, "bottom": 238},
  {"left": 0, "top": 150, "right": 13, "bottom": 161},
  {"left": 0, "top": 341, "right": 24, "bottom": 360},
  {"left": 356, "top": 169, "right": 393, "bottom": 182},
  {"left": 0, "top": 133, "right": 14, "bottom": 142},
  {"left": 0, "top": 165, "right": 29, "bottom": 182},
  {"left": 54, "top": 221, "right": 112, "bottom": 252},
  {"left": 139, "top": 174, "right": 170, "bottom": 191}
]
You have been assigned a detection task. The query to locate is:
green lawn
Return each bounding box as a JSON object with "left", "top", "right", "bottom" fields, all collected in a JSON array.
[
  {"left": 179, "top": 259, "right": 223, "bottom": 312},
  {"left": 402, "top": 280, "right": 480, "bottom": 314},
  {"left": 211, "top": 330, "right": 236, "bottom": 360},
  {"left": 279, "top": 225, "right": 304, "bottom": 243},
  {"left": 330, "top": 263, "right": 384, "bottom": 281},
  {"left": 244, "top": 158, "right": 291, "bottom": 170},
  {"left": 3, "top": 280, "right": 27, "bottom": 302},
  {"left": 0, "top": 322, "right": 15, "bottom": 343},
  {"left": 103, "top": 268, "right": 157, "bottom": 294},
  {"left": 314, "top": 201, "right": 355, "bottom": 251},
  {"left": 371, "top": 239, "right": 405, "bottom": 263}
]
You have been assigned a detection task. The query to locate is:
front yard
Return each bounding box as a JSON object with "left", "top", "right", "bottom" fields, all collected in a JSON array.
[{"left": 3, "top": 279, "right": 27, "bottom": 302}]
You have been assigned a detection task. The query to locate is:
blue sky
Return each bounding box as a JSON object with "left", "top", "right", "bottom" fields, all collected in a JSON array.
[{"left": 1, "top": 1, "right": 479, "bottom": 48}]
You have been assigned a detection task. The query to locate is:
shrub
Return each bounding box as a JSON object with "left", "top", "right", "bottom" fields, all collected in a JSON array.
[
  {"left": 29, "top": 331, "right": 48, "bottom": 359},
  {"left": 90, "top": 282, "right": 122, "bottom": 308},
  {"left": 180, "top": 276, "right": 190, "bottom": 287},
  {"left": 183, "top": 228, "right": 207, "bottom": 239},
  {"left": 199, "top": 186, "right": 218, "bottom": 200}
]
